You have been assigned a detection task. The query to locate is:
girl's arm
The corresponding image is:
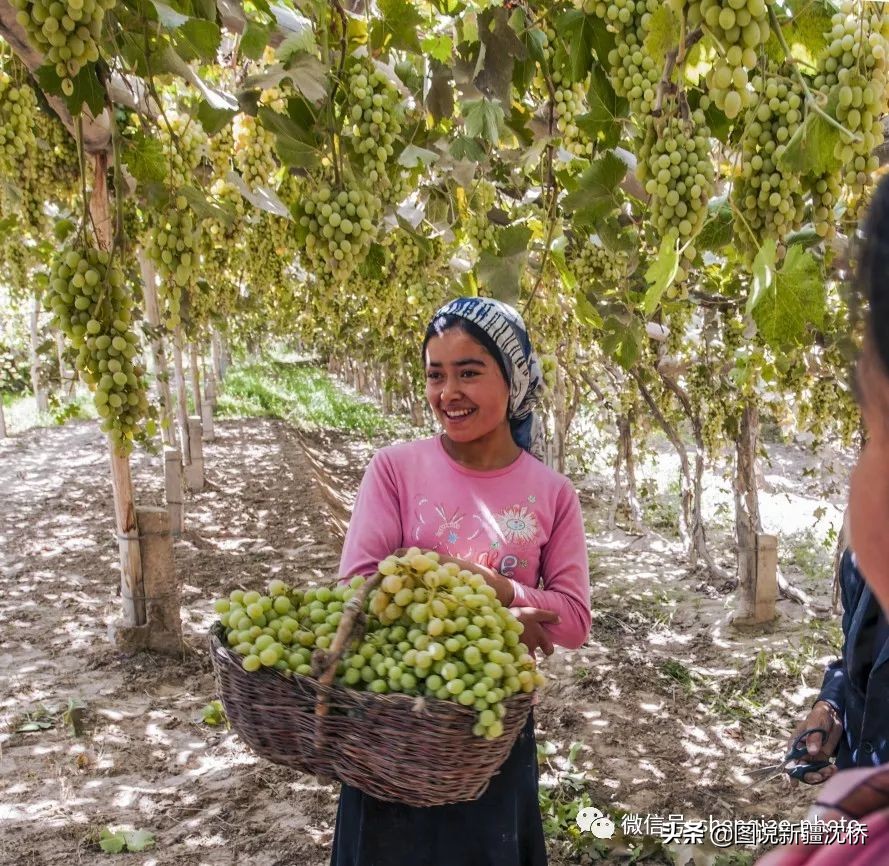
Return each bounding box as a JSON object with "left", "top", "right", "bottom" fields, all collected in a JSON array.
[
  {"left": 339, "top": 451, "right": 405, "bottom": 579},
  {"left": 509, "top": 481, "right": 591, "bottom": 649}
]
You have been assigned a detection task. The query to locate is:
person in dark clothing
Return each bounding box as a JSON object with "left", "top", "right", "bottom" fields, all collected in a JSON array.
[{"left": 793, "top": 548, "right": 889, "bottom": 784}]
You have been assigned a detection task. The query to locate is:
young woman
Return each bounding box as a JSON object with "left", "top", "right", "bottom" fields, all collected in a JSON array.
[
  {"left": 330, "top": 296, "right": 592, "bottom": 866},
  {"left": 755, "top": 179, "right": 889, "bottom": 863}
]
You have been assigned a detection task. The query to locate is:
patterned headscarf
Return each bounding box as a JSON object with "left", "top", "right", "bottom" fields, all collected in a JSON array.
[{"left": 429, "top": 297, "right": 545, "bottom": 461}]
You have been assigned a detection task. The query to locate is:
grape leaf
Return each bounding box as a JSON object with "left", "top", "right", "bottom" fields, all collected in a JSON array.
[
  {"left": 99, "top": 830, "right": 126, "bottom": 854},
  {"left": 643, "top": 234, "right": 679, "bottom": 316},
  {"left": 155, "top": 46, "right": 238, "bottom": 110},
  {"left": 553, "top": 10, "right": 596, "bottom": 83},
  {"left": 284, "top": 54, "right": 329, "bottom": 104},
  {"left": 752, "top": 246, "right": 825, "bottom": 350},
  {"left": 778, "top": 92, "right": 842, "bottom": 176},
  {"left": 576, "top": 66, "right": 627, "bottom": 149},
  {"left": 746, "top": 238, "right": 776, "bottom": 316},
  {"left": 696, "top": 198, "right": 733, "bottom": 252},
  {"left": 575, "top": 290, "right": 603, "bottom": 328},
  {"left": 257, "top": 106, "right": 319, "bottom": 169},
  {"left": 181, "top": 185, "right": 239, "bottom": 224},
  {"left": 462, "top": 97, "right": 505, "bottom": 145},
  {"left": 398, "top": 145, "right": 438, "bottom": 168},
  {"left": 36, "top": 64, "right": 105, "bottom": 117},
  {"left": 121, "top": 134, "right": 166, "bottom": 186},
  {"left": 601, "top": 316, "right": 641, "bottom": 369},
  {"left": 224, "top": 173, "right": 291, "bottom": 217},
  {"left": 150, "top": 0, "right": 188, "bottom": 27},
  {"left": 196, "top": 101, "right": 237, "bottom": 135},
  {"left": 372, "top": 0, "right": 423, "bottom": 52},
  {"left": 477, "top": 228, "right": 531, "bottom": 304},
  {"left": 475, "top": 7, "right": 526, "bottom": 104},
  {"left": 562, "top": 151, "right": 627, "bottom": 227},
  {"left": 241, "top": 21, "right": 272, "bottom": 60},
  {"left": 173, "top": 19, "right": 222, "bottom": 63},
  {"left": 643, "top": 5, "right": 679, "bottom": 66},
  {"left": 422, "top": 35, "right": 453, "bottom": 64},
  {"left": 123, "top": 829, "right": 155, "bottom": 852}
]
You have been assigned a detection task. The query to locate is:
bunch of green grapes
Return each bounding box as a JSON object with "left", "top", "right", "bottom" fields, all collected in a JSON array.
[
  {"left": 342, "top": 57, "right": 406, "bottom": 200},
  {"left": 143, "top": 113, "right": 206, "bottom": 328},
  {"left": 44, "top": 242, "right": 152, "bottom": 454},
  {"left": 590, "top": 0, "right": 659, "bottom": 115},
  {"left": 806, "top": 173, "right": 842, "bottom": 239},
  {"left": 732, "top": 74, "right": 807, "bottom": 257},
  {"left": 214, "top": 548, "right": 544, "bottom": 739},
  {"left": 686, "top": 0, "right": 771, "bottom": 119},
  {"left": 143, "top": 196, "right": 199, "bottom": 330},
  {"left": 571, "top": 236, "right": 626, "bottom": 292},
  {"left": 11, "top": 0, "right": 114, "bottom": 94},
  {"left": 0, "top": 70, "right": 38, "bottom": 188},
  {"left": 233, "top": 112, "right": 279, "bottom": 191},
  {"left": 296, "top": 177, "right": 382, "bottom": 283},
  {"left": 463, "top": 181, "right": 497, "bottom": 254},
  {"left": 552, "top": 73, "right": 594, "bottom": 159},
  {"left": 207, "top": 124, "right": 234, "bottom": 181},
  {"left": 33, "top": 104, "right": 79, "bottom": 196},
  {"left": 812, "top": 1, "right": 889, "bottom": 196},
  {"left": 607, "top": 29, "right": 660, "bottom": 115},
  {"left": 637, "top": 110, "right": 714, "bottom": 279}
]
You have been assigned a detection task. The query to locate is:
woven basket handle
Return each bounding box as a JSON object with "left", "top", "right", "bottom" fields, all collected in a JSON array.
[{"left": 312, "top": 572, "right": 382, "bottom": 725}]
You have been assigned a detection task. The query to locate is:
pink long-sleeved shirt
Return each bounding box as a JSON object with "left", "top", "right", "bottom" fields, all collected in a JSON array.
[{"left": 339, "top": 436, "right": 591, "bottom": 649}]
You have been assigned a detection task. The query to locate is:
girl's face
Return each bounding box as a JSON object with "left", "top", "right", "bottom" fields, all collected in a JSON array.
[
  {"left": 849, "top": 343, "right": 889, "bottom": 612},
  {"left": 424, "top": 327, "right": 511, "bottom": 446}
]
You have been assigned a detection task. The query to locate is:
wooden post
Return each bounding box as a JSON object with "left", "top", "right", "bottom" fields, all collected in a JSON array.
[
  {"left": 211, "top": 331, "right": 224, "bottom": 382},
  {"left": 204, "top": 353, "right": 217, "bottom": 409},
  {"left": 138, "top": 251, "right": 176, "bottom": 448},
  {"left": 30, "top": 295, "right": 49, "bottom": 414},
  {"left": 184, "top": 417, "right": 205, "bottom": 491},
  {"left": 733, "top": 534, "right": 778, "bottom": 625},
  {"left": 189, "top": 344, "right": 202, "bottom": 411},
  {"left": 135, "top": 506, "right": 182, "bottom": 654},
  {"left": 201, "top": 398, "right": 215, "bottom": 441},
  {"left": 0, "top": 400, "right": 7, "bottom": 437},
  {"left": 172, "top": 332, "right": 191, "bottom": 466},
  {"left": 164, "top": 448, "right": 184, "bottom": 537}
]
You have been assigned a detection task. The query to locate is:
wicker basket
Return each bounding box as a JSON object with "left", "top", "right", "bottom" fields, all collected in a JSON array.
[{"left": 209, "top": 574, "right": 535, "bottom": 807}]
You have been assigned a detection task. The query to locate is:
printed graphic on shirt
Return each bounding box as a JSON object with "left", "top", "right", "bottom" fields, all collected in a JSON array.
[
  {"left": 411, "top": 496, "right": 540, "bottom": 577},
  {"left": 495, "top": 504, "right": 539, "bottom": 545}
]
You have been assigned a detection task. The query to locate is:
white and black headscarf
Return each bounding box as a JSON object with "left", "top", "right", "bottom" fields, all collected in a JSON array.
[{"left": 428, "top": 297, "right": 545, "bottom": 461}]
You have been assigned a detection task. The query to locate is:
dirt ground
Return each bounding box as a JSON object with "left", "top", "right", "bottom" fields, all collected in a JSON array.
[{"left": 0, "top": 411, "right": 847, "bottom": 866}]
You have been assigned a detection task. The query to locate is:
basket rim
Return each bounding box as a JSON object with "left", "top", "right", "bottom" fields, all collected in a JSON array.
[{"left": 208, "top": 621, "right": 535, "bottom": 715}]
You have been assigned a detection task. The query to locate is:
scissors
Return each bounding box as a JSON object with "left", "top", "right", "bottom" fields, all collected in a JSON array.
[{"left": 748, "top": 727, "right": 833, "bottom": 786}]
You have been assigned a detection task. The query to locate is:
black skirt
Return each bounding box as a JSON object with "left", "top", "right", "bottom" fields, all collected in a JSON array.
[{"left": 330, "top": 712, "right": 547, "bottom": 866}]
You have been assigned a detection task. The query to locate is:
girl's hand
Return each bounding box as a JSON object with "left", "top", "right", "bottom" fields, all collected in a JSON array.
[{"left": 512, "top": 607, "right": 560, "bottom": 656}]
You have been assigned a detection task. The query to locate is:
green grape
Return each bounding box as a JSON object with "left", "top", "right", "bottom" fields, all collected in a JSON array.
[
  {"left": 43, "top": 240, "right": 153, "bottom": 455},
  {"left": 686, "top": 0, "right": 772, "bottom": 119}
]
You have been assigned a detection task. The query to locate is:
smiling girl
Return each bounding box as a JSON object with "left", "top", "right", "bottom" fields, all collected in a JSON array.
[{"left": 330, "top": 296, "right": 592, "bottom": 866}]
